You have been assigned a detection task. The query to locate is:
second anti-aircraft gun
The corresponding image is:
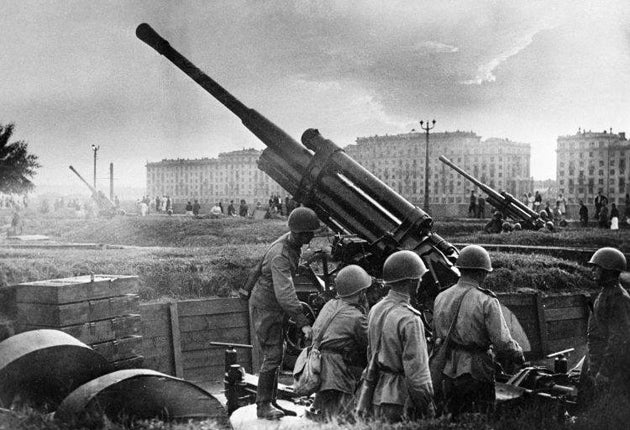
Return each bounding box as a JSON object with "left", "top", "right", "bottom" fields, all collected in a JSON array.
[
  {"left": 439, "top": 155, "right": 551, "bottom": 231},
  {"left": 136, "top": 23, "right": 460, "bottom": 334},
  {"left": 69, "top": 165, "right": 118, "bottom": 217}
]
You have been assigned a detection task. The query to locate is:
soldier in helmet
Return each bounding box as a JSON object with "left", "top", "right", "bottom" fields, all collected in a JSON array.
[
  {"left": 433, "top": 245, "right": 524, "bottom": 417},
  {"left": 309, "top": 265, "right": 370, "bottom": 421},
  {"left": 250, "top": 206, "right": 320, "bottom": 419},
  {"left": 366, "top": 250, "right": 435, "bottom": 422},
  {"left": 581, "top": 247, "right": 630, "bottom": 401}
]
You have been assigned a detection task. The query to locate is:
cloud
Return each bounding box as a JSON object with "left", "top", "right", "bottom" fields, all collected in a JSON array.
[{"left": 461, "top": 25, "right": 554, "bottom": 85}]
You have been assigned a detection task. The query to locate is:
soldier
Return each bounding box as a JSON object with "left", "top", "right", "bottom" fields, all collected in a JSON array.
[
  {"left": 582, "top": 247, "right": 630, "bottom": 400},
  {"left": 433, "top": 245, "right": 524, "bottom": 417},
  {"left": 367, "top": 250, "right": 434, "bottom": 422},
  {"left": 249, "top": 207, "right": 319, "bottom": 420},
  {"left": 309, "top": 265, "right": 370, "bottom": 421}
]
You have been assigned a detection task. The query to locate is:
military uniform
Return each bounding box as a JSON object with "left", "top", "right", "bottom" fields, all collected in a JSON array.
[
  {"left": 250, "top": 232, "right": 310, "bottom": 373},
  {"left": 433, "top": 281, "right": 523, "bottom": 415},
  {"left": 586, "top": 280, "right": 630, "bottom": 391},
  {"left": 311, "top": 298, "right": 368, "bottom": 420},
  {"left": 367, "top": 289, "right": 433, "bottom": 421}
]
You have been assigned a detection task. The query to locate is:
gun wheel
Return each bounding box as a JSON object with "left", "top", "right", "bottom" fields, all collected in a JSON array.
[{"left": 283, "top": 301, "right": 316, "bottom": 369}]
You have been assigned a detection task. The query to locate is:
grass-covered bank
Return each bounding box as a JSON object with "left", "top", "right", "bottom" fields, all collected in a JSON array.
[{"left": 0, "top": 213, "right": 603, "bottom": 299}]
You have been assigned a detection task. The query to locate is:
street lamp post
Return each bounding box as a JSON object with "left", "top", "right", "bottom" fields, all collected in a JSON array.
[
  {"left": 91, "top": 144, "right": 100, "bottom": 189},
  {"left": 419, "top": 119, "right": 436, "bottom": 211}
]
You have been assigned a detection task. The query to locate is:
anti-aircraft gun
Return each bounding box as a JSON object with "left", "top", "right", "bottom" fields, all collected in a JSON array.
[
  {"left": 69, "top": 165, "right": 118, "bottom": 217},
  {"left": 439, "top": 155, "right": 550, "bottom": 231},
  {"left": 136, "top": 22, "right": 459, "bottom": 321}
]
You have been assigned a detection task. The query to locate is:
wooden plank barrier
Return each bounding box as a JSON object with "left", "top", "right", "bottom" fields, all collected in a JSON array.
[
  {"left": 139, "top": 297, "right": 252, "bottom": 384},
  {"left": 137, "top": 293, "right": 590, "bottom": 383}
]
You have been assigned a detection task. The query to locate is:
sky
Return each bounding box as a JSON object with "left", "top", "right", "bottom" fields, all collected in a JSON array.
[{"left": 2, "top": 0, "right": 630, "bottom": 195}]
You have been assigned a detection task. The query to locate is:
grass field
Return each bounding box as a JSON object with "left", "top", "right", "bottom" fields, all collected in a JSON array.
[{"left": 0, "top": 210, "right": 615, "bottom": 299}]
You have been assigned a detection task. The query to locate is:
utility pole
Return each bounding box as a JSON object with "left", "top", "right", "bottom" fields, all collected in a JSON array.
[
  {"left": 91, "top": 144, "right": 100, "bottom": 189},
  {"left": 110, "top": 162, "right": 114, "bottom": 201},
  {"left": 420, "top": 119, "right": 436, "bottom": 211}
]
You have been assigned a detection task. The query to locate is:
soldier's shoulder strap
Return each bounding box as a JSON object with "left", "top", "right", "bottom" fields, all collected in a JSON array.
[
  {"left": 402, "top": 303, "right": 424, "bottom": 317},
  {"left": 476, "top": 286, "right": 497, "bottom": 298}
]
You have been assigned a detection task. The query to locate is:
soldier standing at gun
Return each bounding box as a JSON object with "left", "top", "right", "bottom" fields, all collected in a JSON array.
[
  {"left": 433, "top": 245, "right": 524, "bottom": 417},
  {"left": 309, "top": 265, "right": 370, "bottom": 422},
  {"left": 581, "top": 247, "right": 630, "bottom": 402},
  {"left": 249, "top": 207, "right": 319, "bottom": 420},
  {"left": 365, "top": 250, "right": 434, "bottom": 422}
]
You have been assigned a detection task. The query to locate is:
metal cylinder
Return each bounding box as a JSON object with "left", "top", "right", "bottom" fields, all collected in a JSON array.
[
  {"left": 225, "top": 347, "right": 238, "bottom": 374},
  {"left": 554, "top": 355, "right": 568, "bottom": 374}
]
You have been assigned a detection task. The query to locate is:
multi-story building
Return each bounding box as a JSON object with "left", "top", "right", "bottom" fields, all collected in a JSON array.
[
  {"left": 146, "top": 149, "right": 285, "bottom": 207},
  {"left": 345, "top": 131, "right": 532, "bottom": 207},
  {"left": 556, "top": 129, "right": 629, "bottom": 206}
]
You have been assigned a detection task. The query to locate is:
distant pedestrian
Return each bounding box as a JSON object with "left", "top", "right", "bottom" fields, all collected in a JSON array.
[
  {"left": 227, "top": 200, "right": 236, "bottom": 216},
  {"left": 239, "top": 199, "right": 249, "bottom": 217},
  {"left": 527, "top": 192, "right": 535, "bottom": 210},
  {"left": 625, "top": 194, "right": 630, "bottom": 225},
  {"left": 556, "top": 193, "right": 567, "bottom": 217},
  {"left": 610, "top": 203, "right": 619, "bottom": 230},
  {"left": 185, "top": 201, "right": 193, "bottom": 216},
  {"left": 155, "top": 196, "right": 161, "bottom": 213},
  {"left": 595, "top": 189, "right": 608, "bottom": 220},
  {"left": 192, "top": 199, "right": 201, "bottom": 216},
  {"left": 579, "top": 200, "right": 589, "bottom": 227},
  {"left": 533, "top": 191, "right": 542, "bottom": 211},
  {"left": 210, "top": 203, "right": 222, "bottom": 218},
  {"left": 599, "top": 203, "right": 609, "bottom": 228},
  {"left": 477, "top": 196, "right": 485, "bottom": 218},
  {"left": 468, "top": 191, "right": 477, "bottom": 218}
]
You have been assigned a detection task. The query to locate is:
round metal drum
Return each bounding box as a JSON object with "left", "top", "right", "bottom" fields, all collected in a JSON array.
[
  {"left": 0, "top": 329, "right": 110, "bottom": 409},
  {"left": 55, "top": 369, "right": 229, "bottom": 428}
]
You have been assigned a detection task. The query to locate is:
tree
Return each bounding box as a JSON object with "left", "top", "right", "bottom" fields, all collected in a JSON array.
[{"left": 0, "top": 123, "right": 40, "bottom": 194}]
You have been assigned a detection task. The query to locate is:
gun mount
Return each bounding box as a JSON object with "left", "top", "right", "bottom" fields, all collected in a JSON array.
[
  {"left": 439, "top": 156, "right": 549, "bottom": 231},
  {"left": 69, "top": 165, "right": 118, "bottom": 216},
  {"left": 136, "top": 23, "right": 459, "bottom": 298}
]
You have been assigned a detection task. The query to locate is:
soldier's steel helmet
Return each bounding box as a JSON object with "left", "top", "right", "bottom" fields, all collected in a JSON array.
[
  {"left": 588, "top": 247, "right": 627, "bottom": 272},
  {"left": 455, "top": 244, "right": 493, "bottom": 272},
  {"left": 501, "top": 222, "right": 513, "bottom": 232},
  {"left": 336, "top": 265, "right": 372, "bottom": 297},
  {"left": 287, "top": 207, "right": 320, "bottom": 233},
  {"left": 513, "top": 222, "right": 522, "bottom": 231},
  {"left": 382, "top": 250, "right": 427, "bottom": 283}
]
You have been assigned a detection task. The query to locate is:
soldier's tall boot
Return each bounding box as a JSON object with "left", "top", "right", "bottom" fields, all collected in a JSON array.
[
  {"left": 256, "top": 371, "right": 284, "bottom": 420},
  {"left": 272, "top": 370, "right": 297, "bottom": 416}
]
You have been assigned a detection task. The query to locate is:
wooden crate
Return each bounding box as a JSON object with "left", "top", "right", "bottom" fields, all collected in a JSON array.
[
  {"left": 15, "top": 275, "right": 139, "bottom": 304},
  {"left": 17, "top": 294, "right": 139, "bottom": 326},
  {"left": 15, "top": 275, "right": 143, "bottom": 366}
]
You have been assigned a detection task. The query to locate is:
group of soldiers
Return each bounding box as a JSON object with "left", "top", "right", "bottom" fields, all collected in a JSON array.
[{"left": 248, "top": 207, "right": 630, "bottom": 423}]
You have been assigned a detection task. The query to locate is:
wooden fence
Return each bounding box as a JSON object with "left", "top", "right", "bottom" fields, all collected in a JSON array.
[
  {"left": 138, "top": 292, "right": 592, "bottom": 384},
  {"left": 140, "top": 298, "right": 252, "bottom": 385}
]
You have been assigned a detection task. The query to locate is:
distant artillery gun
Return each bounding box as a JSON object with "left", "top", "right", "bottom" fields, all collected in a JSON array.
[
  {"left": 439, "top": 155, "right": 551, "bottom": 230},
  {"left": 68, "top": 166, "right": 119, "bottom": 217}
]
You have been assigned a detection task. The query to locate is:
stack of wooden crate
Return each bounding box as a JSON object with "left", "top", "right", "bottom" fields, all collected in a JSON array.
[{"left": 15, "top": 275, "right": 143, "bottom": 370}]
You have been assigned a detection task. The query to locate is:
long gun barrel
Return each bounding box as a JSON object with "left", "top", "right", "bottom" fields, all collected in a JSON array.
[
  {"left": 136, "top": 23, "right": 459, "bottom": 290},
  {"left": 439, "top": 155, "right": 545, "bottom": 230},
  {"left": 69, "top": 165, "right": 116, "bottom": 212}
]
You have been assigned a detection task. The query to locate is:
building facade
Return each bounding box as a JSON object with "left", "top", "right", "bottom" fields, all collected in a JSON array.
[
  {"left": 345, "top": 131, "right": 532, "bottom": 207},
  {"left": 556, "top": 129, "right": 629, "bottom": 206},
  {"left": 146, "top": 149, "right": 285, "bottom": 207}
]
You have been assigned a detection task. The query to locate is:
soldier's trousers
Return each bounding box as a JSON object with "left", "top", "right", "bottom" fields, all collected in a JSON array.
[
  {"left": 250, "top": 305, "right": 285, "bottom": 373},
  {"left": 312, "top": 390, "right": 355, "bottom": 422},
  {"left": 443, "top": 374, "right": 495, "bottom": 417}
]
